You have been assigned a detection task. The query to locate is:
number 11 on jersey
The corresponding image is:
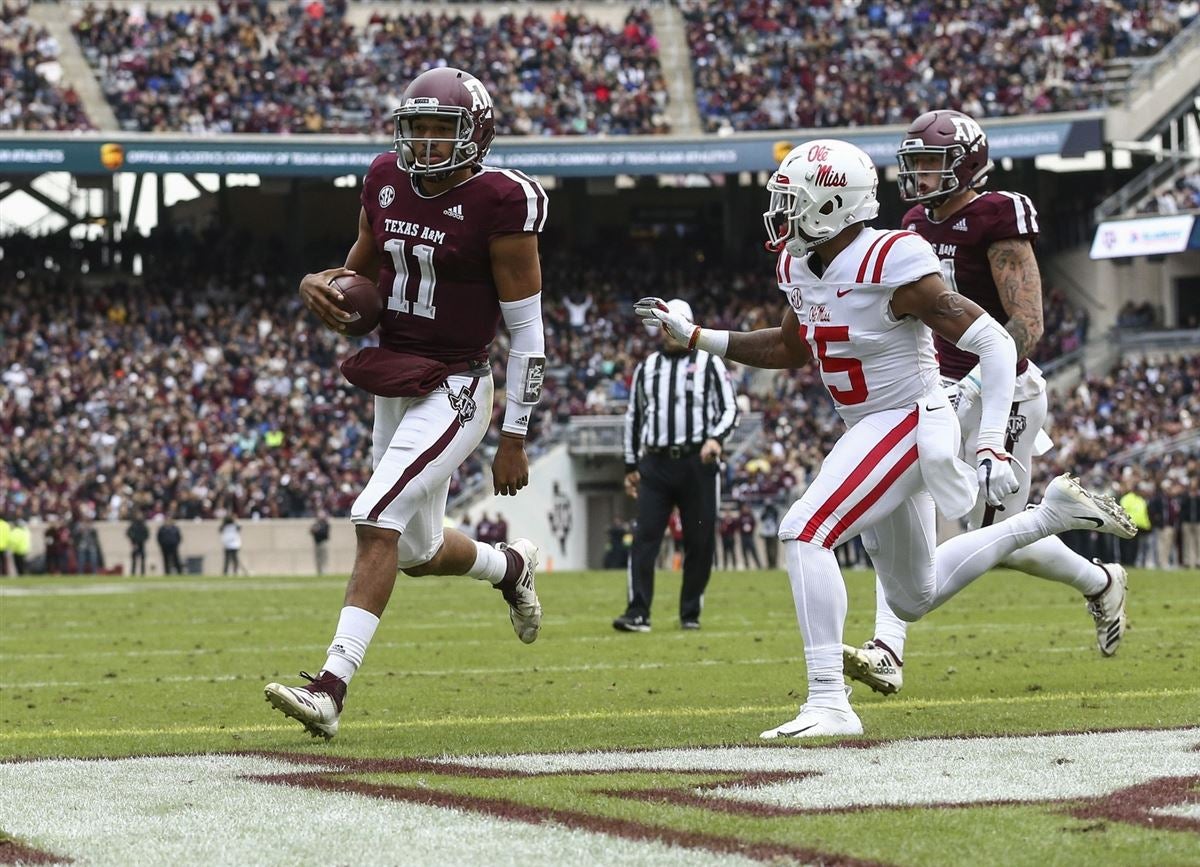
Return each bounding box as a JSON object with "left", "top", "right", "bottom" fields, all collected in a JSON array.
[{"left": 383, "top": 238, "right": 438, "bottom": 319}]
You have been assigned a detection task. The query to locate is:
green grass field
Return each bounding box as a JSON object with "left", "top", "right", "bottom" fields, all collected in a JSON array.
[{"left": 1, "top": 567, "right": 1197, "bottom": 866}]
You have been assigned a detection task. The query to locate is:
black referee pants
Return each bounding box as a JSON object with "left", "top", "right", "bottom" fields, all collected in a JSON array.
[{"left": 626, "top": 451, "right": 719, "bottom": 624}]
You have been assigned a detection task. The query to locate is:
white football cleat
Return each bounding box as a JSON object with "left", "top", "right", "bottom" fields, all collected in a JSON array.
[
  {"left": 842, "top": 639, "right": 903, "bottom": 695},
  {"left": 264, "top": 670, "right": 345, "bottom": 741},
  {"left": 760, "top": 688, "right": 863, "bottom": 739},
  {"left": 1087, "top": 560, "right": 1128, "bottom": 657},
  {"left": 1038, "top": 475, "right": 1138, "bottom": 539},
  {"left": 497, "top": 538, "right": 542, "bottom": 644}
]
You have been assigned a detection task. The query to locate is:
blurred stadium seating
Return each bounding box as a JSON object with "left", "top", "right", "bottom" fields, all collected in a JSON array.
[{"left": 69, "top": 2, "right": 667, "bottom": 134}]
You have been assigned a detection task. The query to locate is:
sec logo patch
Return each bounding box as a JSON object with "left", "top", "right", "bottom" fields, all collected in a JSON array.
[{"left": 378, "top": 185, "right": 396, "bottom": 208}]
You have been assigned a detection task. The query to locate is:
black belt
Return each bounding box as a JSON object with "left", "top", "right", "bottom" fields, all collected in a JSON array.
[{"left": 644, "top": 443, "right": 701, "bottom": 459}]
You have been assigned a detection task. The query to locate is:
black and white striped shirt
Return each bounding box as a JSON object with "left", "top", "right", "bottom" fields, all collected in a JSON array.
[{"left": 624, "top": 349, "right": 738, "bottom": 469}]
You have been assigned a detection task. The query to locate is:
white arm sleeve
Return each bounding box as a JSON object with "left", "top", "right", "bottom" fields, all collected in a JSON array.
[
  {"left": 499, "top": 293, "right": 546, "bottom": 437},
  {"left": 955, "top": 313, "right": 1017, "bottom": 453}
]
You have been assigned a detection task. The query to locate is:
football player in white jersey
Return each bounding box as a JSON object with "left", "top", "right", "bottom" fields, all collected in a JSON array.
[
  {"left": 842, "top": 110, "right": 1129, "bottom": 699},
  {"left": 637, "top": 140, "right": 1137, "bottom": 737}
]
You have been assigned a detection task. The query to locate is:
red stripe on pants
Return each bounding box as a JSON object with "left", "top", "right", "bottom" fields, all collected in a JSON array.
[
  {"left": 824, "top": 444, "right": 919, "bottom": 548},
  {"left": 798, "top": 408, "right": 918, "bottom": 544}
]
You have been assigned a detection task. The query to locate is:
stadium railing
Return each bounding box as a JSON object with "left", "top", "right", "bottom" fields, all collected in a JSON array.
[
  {"left": 1113, "top": 16, "right": 1200, "bottom": 107},
  {"left": 1093, "top": 153, "right": 1199, "bottom": 221},
  {"left": 1113, "top": 327, "right": 1200, "bottom": 352}
]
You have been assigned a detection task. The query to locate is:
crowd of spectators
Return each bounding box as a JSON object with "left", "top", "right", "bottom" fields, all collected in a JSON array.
[
  {"left": 71, "top": 1, "right": 667, "bottom": 135},
  {"left": 1, "top": 0, "right": 92, "bottom": 130},
  {"left": 0, "top": 235, "right": 784, "bottom": 530},
  {"left": 1038, "top": 353, "right": 1200, "bottom": 485},
  {"left": 9, "top": 0, "right": 1197, "bottom": 138},
  {"left": 681, "top": 0, "right": 1190, "bottom": 133}
]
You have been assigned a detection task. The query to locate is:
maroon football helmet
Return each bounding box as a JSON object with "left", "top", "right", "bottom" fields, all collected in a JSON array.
[
  {"left": 896, "top": 110, "right": 993, "bottom": 206},
  {"left": 393, "top": 67, "right": 496, "bottom": 178}
]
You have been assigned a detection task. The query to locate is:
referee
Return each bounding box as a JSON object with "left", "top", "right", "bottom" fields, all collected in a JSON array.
[{"left": 614, "top": 298, "right": 738, "bottom": 632}]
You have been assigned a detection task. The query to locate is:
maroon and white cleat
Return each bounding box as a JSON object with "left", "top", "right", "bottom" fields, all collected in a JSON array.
[
  {"left": 264, "top": 670, "right": 346, "bottom": 740},
  {"left": 1087, "top": 560, "right": 1128, "bottom": 657},
  {"left": 495, "top": 539, "right": 542, "bottom": 644},
  {"left": 842, "top": 639, "right": 904, "bottom": 695}
]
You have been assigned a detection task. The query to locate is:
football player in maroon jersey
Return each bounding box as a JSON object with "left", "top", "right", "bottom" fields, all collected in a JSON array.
[
  {"left": 843, "top": 110, "right": 1129, "bottom": 697},
  {"left": 265, "top": 67, "right": 550, "bottom": 740}
]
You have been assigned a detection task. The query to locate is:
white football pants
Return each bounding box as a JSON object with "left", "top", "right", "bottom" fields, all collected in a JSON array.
[{"left": 351, "top": 373, "right": 494, "bottom": 568}]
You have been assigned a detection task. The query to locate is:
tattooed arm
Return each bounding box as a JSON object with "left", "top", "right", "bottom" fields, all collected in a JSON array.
[
  {"left": 890, "top": 272, "right": 988, "bottom": 342},
  {"left": 987, "top": 238, "right": 1043, "bottom": 359},
  {"left": 723, "top": 306, "right": 812, "bottom": 369}
]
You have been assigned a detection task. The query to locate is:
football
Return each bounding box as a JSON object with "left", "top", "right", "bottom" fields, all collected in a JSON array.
[{"left": 329, "top": 274, "right": 383, "bottom": 336}]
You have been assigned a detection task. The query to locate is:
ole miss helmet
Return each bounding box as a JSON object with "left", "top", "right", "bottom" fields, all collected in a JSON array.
[{"left": 763, "top": 139, "right": 880, "bottom": 257}]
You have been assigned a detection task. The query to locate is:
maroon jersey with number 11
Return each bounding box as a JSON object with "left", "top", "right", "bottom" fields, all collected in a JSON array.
[
  {"left": 902, "top": 190, "right": 1039, "bottom": 380},
  {"left": 360, "top": 152, "right": 549, "bottom": 365}
]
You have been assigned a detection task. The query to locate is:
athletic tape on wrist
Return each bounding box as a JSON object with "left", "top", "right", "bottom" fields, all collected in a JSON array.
[{"left": 502, "top": 351, "right": 545, "bottom": 435}]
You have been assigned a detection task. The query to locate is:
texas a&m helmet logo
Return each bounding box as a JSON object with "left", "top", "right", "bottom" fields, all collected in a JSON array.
[{"left": 950, "top": 115, "right": 986, "bottom": 152}]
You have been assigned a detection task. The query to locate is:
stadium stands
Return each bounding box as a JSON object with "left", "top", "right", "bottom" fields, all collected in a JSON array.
[
  {"left": 70, "top": 3, "right": 667, "bottom": 134},
  {"left": 680, "top": 0, "right": 1189, "bottom": 133},
  {"left": 5, "top": 0, "right": 1193, "bottom": 136},
  {"left": 0, "top": 0, "right": 92, "bottom": 130}
]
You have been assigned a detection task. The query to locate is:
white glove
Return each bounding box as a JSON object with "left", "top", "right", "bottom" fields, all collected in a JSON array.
[
  {"left": 975, "top": 447, "right": 1022, "bottom": 509},
  {"left": 634, "top": 296, "right": 698, "bottom": 347}
]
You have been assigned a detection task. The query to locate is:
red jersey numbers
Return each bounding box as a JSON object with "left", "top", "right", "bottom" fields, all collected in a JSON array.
[
  {"left": 384, "top": 238, "right": 438, "bottom": 320},
  {"left": 798, "top": 324, "right": 869, "bottom": 405}
]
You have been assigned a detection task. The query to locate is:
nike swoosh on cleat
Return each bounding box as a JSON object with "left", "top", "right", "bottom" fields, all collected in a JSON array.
[
  {"left": 786, "top": 724, "right": 818, "bottom": 736},
  {"left": 1075, "top": 516, "right": 1104, "bottom": 528},
  {"left": 924, "top": 404, "right": 941, "bottom": 411}
]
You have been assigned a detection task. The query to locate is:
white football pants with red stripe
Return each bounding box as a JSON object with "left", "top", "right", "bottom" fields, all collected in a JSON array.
[
  {"left": 779, "top": 406, "right": 943, "bottom": 620},
  {"left": 779, "top": 405, "right": 1066, "bottom": 623},
  {"left": 862, "top": 376, "right": 1105, "bottom": 657},
  {"left": 351, "top": 373, "right": 494, "bottom": 568}
]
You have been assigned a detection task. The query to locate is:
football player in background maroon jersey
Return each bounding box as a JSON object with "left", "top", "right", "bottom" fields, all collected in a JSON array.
[
  {"left": 843, "top": 110, "right": 1130, "bottom": 698},
  {"left": 265, "top": 67, "right": 550, "bottom": 740}
]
